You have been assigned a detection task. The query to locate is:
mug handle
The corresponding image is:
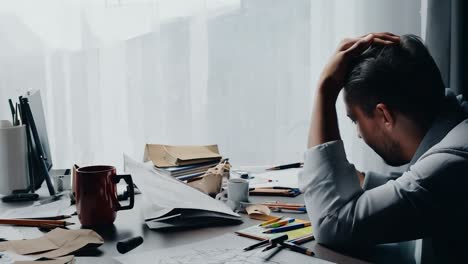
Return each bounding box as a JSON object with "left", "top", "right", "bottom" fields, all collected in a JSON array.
[{"left": 112, "top": 174, "right": 135, "bottom": 211}]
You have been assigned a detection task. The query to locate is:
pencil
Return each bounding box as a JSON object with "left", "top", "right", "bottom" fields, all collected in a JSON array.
[
  {"left": 262, "top": 222, "right": 311, "bottom": 234},
  {"left": 282, "top": 241, "right": 315, "bottom": 256},
  {"left": 263, "top": 204, "right": 304, "bottom": 209},
  {"left": 23, "top": 215, "right": 72, "bottom": 220},
  {"left": 288, "top": 234, "right": 315, "bottom": 244},
  {"left": 259, "top": 216, "right": 283, "bottom": 227},
  {"left": 269, "top": 206, "right": 307, "bottom": 212},
  {"left": 0, "top": 218, "right": 74, "bottom": 228},
  {"left": 263, "top": 218, "right": 295, "bottom": 229},
  {"left": 263, "top": 201, "right": 305, "bottom": 207}
]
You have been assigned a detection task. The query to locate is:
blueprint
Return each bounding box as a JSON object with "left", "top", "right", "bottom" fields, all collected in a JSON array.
[{"left": 115, "top": 234, "right": 333, "bottom": 264}]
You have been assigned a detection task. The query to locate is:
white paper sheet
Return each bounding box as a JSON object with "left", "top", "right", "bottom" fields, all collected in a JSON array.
[
  {"left": 247, "top": 168, "right": 302, "bottom": 188},
  {"left": 0, "top": 227, "right": 23, "bottom": 241},
  {"left": 114, "top": 233, "right": 333, "bottom": 264},
  {"left": 0, "top": 195, "right": 74, "bottom": 219},
  {"left": 123, "top": 154, "right": 239, "bottom": 221}
]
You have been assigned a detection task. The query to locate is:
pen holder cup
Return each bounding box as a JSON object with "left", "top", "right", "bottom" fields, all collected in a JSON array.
[
  {"left": 0, "top": 121, "right": 29, "bottom": 195},
  {"left": 226, "top": 178, "right": 249, "bottom": 210}
]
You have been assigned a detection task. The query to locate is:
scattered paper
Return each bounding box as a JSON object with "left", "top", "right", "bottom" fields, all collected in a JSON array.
[
  {"left": 246, "top": 205, "right": 272, "bottom": 221},
  {"left": 187, "top": 161, "right": 229, "bottom": 196},
  {"left": 247, "top": 168, "right": 302, "bottom": 189},
  {"left": 144, "top": 144, "right": 221, "bottom": 167},
  {"left": 0, "top": 228, "right": 103, "bottom": 260},
  {"left": 115, "top": 233, "right": 333, "bottom": 264},
  {"left": 0, "top": 195, "right": 74, "bottom": 220},
  {"left": 0, "top": 250, "right": 35, "bottom": 263},
  {"left": 0, "top": 252, "right": 74, "bottom": 264},
  {"left": 123, "top": 155, "right": 240, "bottom": 227},
  {"left": 15, "top": 255, "right": 74, "bottom": 264},
  {"left": 0, "top": 226, "right": 24, "bottom": 241}
]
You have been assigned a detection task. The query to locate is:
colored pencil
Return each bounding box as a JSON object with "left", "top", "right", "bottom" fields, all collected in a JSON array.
[
  {"left": 263, "top": 222, "right": 311, "bottom": 234},
  {"left": 263, "top": 218, "right": 295, "bottom": 229},
  {"left": 262, "top": 201, "right": 305, "bottom": 207},
  {"left": 259, "top": 216, "right": 283, "bottom": 227}
]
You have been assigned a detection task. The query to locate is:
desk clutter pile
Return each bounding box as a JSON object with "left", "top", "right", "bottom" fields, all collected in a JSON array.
[
  {"left": 0, "top": 143, "right": 322, "bottom": 264},
  {"left": 144, "top": 144, "right": 223, "bottom": 181}
]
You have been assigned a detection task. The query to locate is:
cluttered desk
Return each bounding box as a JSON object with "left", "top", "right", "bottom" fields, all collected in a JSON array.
[{"left": 0, "top": 91, "right": 370, "bottom": 264}]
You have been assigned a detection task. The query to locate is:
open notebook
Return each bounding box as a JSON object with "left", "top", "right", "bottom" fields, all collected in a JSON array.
[{"left": 123, "top": 155, "right": 242, "bottom": 229}]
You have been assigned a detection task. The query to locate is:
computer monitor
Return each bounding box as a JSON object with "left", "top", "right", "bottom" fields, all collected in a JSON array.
[
  {"left": 26, "top": 90, "right": 53, "bottom": 171},
  {"left": 22, "top": 90, "right": 55, "bottom": 195}
]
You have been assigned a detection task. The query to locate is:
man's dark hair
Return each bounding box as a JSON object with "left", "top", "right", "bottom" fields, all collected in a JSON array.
[{"left": 344, "top": 34, "right": 445, "bottom": 128}]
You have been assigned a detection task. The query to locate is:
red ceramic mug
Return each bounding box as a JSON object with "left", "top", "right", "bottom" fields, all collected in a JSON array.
[{"left": 75, "top": 165, "right": 134, "bottom": 226}]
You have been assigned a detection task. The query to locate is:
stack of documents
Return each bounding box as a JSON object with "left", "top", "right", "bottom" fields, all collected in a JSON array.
[
  {"left": 124, "top": 154, "right": 242, "bottom": 230},
  {"left": 144, "top": 144, "right": 222, "bottom": 181}
]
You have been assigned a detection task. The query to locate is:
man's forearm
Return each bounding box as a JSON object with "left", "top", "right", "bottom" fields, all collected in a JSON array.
[{"left": 307, "top": 78, "right": 341, "bottom": 148}]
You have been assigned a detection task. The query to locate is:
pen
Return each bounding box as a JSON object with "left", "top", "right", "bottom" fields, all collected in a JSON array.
[
  {"left": 248, "top": 234, "right": 287, "bottom": 252},
  {"left": 14, "top": 103, "right": 19, "bottom": 125},
  {"left": 264, "top": 246, "right": 283, "bottom": 261},
  {"left": 263, "top": 218, "right": 295, "bottom": 228},
  {"left": 8, "top": 99, "right": 15, "bottom": 125},
  {"left": 267, "top": 162, "right": 303, "bottom": 171},
  {"left": 263, "top": 222, "right": 311, "bottom": 234},
  {"left": 243, "top": 239, "right": 269, "bottom": 251}
]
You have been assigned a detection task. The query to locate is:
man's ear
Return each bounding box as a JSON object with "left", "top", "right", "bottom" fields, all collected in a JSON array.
[{"left": 375, "top": 103, "right": 395, "bottom": 130}]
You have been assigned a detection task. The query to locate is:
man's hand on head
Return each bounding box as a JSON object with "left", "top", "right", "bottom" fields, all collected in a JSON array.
[
  {"left": 318, "top": 32, "right": 400, "bottom": 101},
  {"left": 308, "top": 32, "right": 399, "bottom": 148}
]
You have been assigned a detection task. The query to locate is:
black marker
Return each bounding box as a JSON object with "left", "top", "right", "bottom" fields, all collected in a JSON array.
[{"left": 117, "top": 236, "right": 144, "bottom": 254}]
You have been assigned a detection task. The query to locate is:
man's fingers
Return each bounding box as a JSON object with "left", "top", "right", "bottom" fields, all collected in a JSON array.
[
  {"left": 373, "top": 38, "right": 398, "bottom": 45},
  {"left": 371, "top": 32, "right": 400, "bottom": 42},
  {"left": 337, "top": 38, "right": 360, "bottom": 52},
  {"left": 337, "top": 32, "right": 399, "bottom": 52},
  {"left": 344, "top": 34, "right": 374, "bottom": 57},
  {"left": 343, "top": 34, "right": 400, "bottom": 58}
]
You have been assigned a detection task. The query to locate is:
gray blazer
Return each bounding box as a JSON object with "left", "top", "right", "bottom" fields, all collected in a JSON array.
[{"left": 299, "top": 93, "right": 468, "bottom": 263}]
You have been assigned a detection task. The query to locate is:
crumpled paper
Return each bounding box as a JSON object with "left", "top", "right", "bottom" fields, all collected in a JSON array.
[
  {"left": 0, "top": 228, "right": 103, "bottom": 263},
  {"left": 187, "top": 160, "right": 231, "bottom": 197}
]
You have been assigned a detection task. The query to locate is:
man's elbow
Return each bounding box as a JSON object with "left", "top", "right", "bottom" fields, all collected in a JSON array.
[{"left": 313, "top": 216, "right": 353, "bottom": 248}]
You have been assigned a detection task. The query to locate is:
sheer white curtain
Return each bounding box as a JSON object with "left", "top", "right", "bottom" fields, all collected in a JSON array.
[{"left": 0, "top": 0, "right": 422, "bottom": 172}]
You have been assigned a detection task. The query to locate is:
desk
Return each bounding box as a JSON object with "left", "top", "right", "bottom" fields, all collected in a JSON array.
[
  {"left": 0, "top": 188, "right": 371, "bottom": 264},
  {"left": 73, "top": 195, "right": 370, "bottom": 263}
]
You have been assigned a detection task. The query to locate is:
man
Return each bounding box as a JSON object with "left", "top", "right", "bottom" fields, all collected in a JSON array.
[{"left": 300, "top": 32, "right": 468, "bottom": 263}]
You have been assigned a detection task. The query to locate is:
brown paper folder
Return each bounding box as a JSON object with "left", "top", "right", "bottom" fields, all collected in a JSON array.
[{"left": 144, "top": 144, "right": 222, "bottom": 168}]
